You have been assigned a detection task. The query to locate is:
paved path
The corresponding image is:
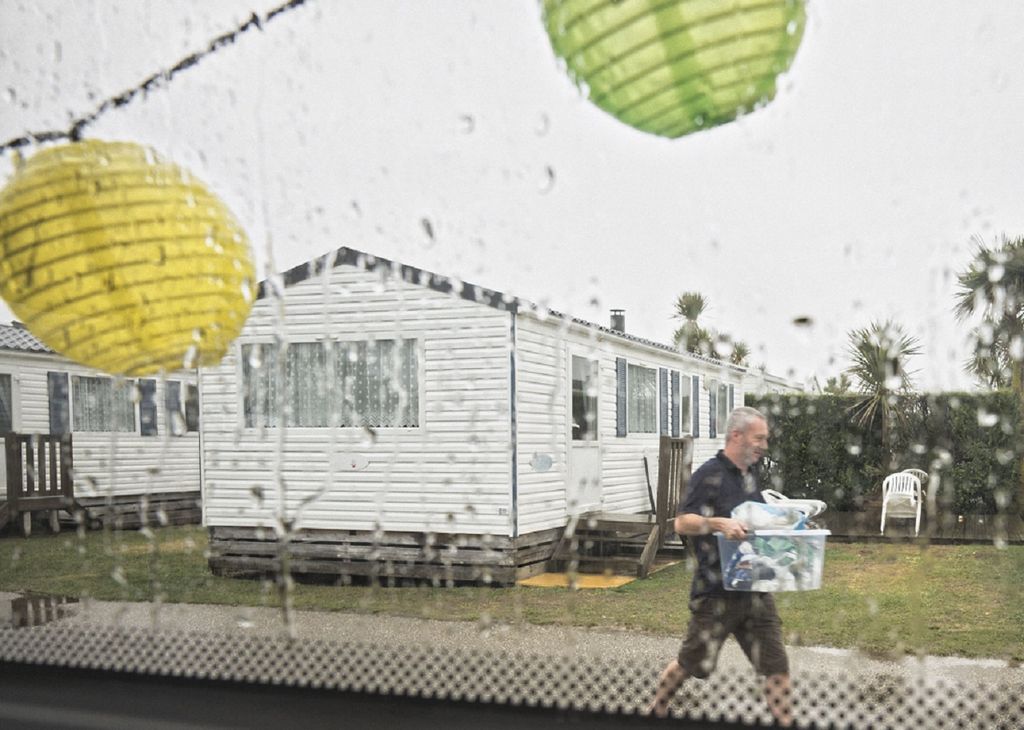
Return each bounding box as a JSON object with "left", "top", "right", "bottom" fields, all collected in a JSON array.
[{"left": 30, "top": 597, "right": 1021, "bottom": 728}]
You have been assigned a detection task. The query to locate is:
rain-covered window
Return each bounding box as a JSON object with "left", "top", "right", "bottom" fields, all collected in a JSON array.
[
  {"left": 2, "top": 1, "right": 1024, "bottom": 729},
  {"left": 627, "top": 362, "right": 658, "bottom": 433},
  {"left": 571, "top": 355, "right": 598, "bottom": 440},
  {"left": 0, "top": 373, "right": 11, "bottom": 432},
  {"left": 70, "top": 375, "right": 135, "bottom": 432}
]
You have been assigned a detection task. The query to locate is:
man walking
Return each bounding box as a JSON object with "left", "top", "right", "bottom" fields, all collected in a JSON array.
[{"left": 648, "top": 406, "right": 792, "bottom": 726}]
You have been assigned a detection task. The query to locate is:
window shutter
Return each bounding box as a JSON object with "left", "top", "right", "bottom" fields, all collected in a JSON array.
[
  {"left": 659, "top": 368, "right": 668, "bottom": 436},
  {"left": 708, "top": 386, "right": 717, "bottom": 439},
  {"left": 139, "top": 379, "right": 158, "bottom": 436},
  {"left": 185, "top": 384, "right": 200, "bottom": 432},
  {"left": 670, "top": 370, "right": 680, "bottom": 438},
  {"left": 729, "top": 384, "right": 735, "bottom": 412},
  {"left": 615, "top": 357, "right": 627, "bottom": 437},
  {"left": 691, "top": 376, "right": 700, "bottom": 438},
  {"left": 47, "top": 371, "right": 70, "bottom": 434}
]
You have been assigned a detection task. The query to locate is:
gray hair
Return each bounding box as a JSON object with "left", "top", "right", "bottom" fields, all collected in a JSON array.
[{"left": 726, "top": 406, "right": 766, "bottom": 437}]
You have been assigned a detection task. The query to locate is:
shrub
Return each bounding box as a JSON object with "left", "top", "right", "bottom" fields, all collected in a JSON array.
[{"left": 748, "top": 391, "right": 1021, "bottom": 515}]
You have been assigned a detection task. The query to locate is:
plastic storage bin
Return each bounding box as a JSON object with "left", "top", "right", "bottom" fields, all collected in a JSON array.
[{"left": 717, "top": 529, "right": 830, "bottom": 592}]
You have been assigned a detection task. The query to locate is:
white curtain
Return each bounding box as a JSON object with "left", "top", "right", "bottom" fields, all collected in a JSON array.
[
  {"left": 627, "top": 364, "right": 657, "bottom": 433},
  {"left": 72, "top": 376, "right": 135, "bottom": 432},
  {"left": 243, "top": 339, "right": 418, "bottom": 428}
]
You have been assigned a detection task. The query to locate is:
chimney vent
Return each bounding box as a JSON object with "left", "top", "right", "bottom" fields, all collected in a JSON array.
[{"left": 610, "top": 309, "right": 625, "bottom": 333}]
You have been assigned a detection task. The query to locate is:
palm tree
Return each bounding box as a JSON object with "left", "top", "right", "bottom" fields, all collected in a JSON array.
[
  {"left": 954, "top": 234, "right": 1024, "bottom": 392},
  {"left": 672, "top": 292, "right": 712, "bottom": 355},
  {"left": 671, "top": 291, "right": 751, "bottom": 365},
  {"left": 845, "top": 320, "right": 921, "bottom": 471},
  {"left": 729, "top": 340, "right": 751, "bottom": 366}
]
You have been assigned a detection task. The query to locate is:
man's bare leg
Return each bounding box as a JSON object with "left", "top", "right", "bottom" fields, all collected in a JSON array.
[
  {"left": 646, "top": 659, "right": 688, "bottom": 718},
  {"left": 764, "top": 673, "right": 792, "bottom": 727}
]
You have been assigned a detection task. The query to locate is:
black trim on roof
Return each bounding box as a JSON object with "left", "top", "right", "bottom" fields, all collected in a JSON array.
[
  {"left": 256, "top": 246, "right": 518, "bottom": 314},
  {"left": 254, "top": 244, "right": 745, "bottom": 374}
]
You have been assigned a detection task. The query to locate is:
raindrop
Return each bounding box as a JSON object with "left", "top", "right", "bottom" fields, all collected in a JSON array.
[
  {"left": 977, "top": 409, "right": 998, "bottom": 427},
  {"left": 792, "top": 316, "right": 813, "bottom": 327},
  {"left": 458, "top": 113, "right": 475, "bottom": 133},
  {"left": 535, "top": 113, "right": 550, "bottom": 136},
  {"left": 3, "top": 87, "right": 15, "bottom": 104},
  {"left": 539, "top": 165, "right": 555, "bottom": 194},
  {"left": 786, "top": 19, "right": 799, "bottom": 35},
  {"left": 421, "top": 217, "right": 435, "bottom": 241}
]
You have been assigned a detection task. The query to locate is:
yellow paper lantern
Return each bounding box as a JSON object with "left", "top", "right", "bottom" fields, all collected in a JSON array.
[
  {"left": 543, "top": 0, "right": 806, "bottom": 139},
  {"left": 0, "top": 140, "right": 254, "bottom": 376}
]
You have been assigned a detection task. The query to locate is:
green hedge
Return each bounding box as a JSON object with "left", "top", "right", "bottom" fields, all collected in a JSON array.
[{"left": 747, "top": 392, "right": 1022, "bottom": 515}]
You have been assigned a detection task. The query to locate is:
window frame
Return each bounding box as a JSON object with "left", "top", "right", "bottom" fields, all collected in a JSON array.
[
  {"left": 68, "top": 374, "right": 138, "bottom": 434},
  {"left": 569, "top": 352, "right": 600, "bottom": 443},
  {"left": 625, "top": 361, "right": 658, "bottom": 435},
  {"left": 0, "top": 371, "right": 14, "bottom": 433},
  {"left": 239, "top": 336, "right": 424, "bottom": 431}
]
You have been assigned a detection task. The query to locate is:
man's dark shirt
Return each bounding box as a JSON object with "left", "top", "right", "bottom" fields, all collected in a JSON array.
[{"left": 678, "top": 450, "right": 765, "bottom": 599}]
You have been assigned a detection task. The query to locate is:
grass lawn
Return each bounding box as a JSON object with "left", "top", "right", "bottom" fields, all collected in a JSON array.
[{"left": 0, "top": 525, "right": 1021, "bottom": 662}]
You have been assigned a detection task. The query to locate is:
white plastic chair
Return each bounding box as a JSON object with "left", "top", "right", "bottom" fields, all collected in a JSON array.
[
  {"left": 901, "top": 468, "right": 928, "bottom": 484},
  {"left": 761, "top": 488, "right": 827, "bottom": 518},
  {"left": 880, "top": 472, "right": 922, "bottom": 536}
]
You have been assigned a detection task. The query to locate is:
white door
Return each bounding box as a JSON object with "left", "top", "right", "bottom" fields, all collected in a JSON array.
[{"left": 568, "top": 354, "right": 601, "bottom": 514}]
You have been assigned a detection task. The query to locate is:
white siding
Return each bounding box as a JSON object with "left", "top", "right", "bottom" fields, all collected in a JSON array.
[
  {"left": 514, "top": 313, "right": 745, "bottom": 534},
  {"left": 0, "top": 350, "right": 200, "bottom": 498},
  {"left": 200, "top": 263, "right": 514, "bottom": 536}
]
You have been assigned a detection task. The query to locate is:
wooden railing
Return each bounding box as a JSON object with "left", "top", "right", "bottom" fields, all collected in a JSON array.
[
  {"left": 3, "top": 432, "right": 74, "bottom": 535},
  {"left": 638, "top": 436, "right": 694, "bottom": 577}
]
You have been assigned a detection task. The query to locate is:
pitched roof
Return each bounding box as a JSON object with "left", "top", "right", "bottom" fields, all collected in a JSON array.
[
  {"left": 0, "top": 322, "right": 52, "bottom": 354},
  {"left": 257, "top": 245, "right": 745, "bottom": 374}
]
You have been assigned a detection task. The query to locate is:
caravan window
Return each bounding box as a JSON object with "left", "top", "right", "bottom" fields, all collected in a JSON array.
[
  {"left": 166, "top": 381, "right": 201, "bottom": 435},
  {"left": 242, "top": 339, "right": 419, "bottom": 428},
  {"left": 0, "top": 373, "right": 11, "bottom": 432},
  {"left": 71, "top": 375, "right": 136, "bottom": 433},
  {"left": 627, "top": 363, "right": 657, "bottom": 433},
  {"left": 678, "top": 374, "right": 692, "bottom": 434},
  {"left": 571, "top": 355, "right": 598, "bottom": 441}
]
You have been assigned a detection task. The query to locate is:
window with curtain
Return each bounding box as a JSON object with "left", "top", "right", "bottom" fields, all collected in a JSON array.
[
  {"left": 0, "top": 373, "right": 12, "bottom": 432},
  {"left": 242, "top": 343, "right": 280, "bottom": 428},
  {"left": 243, "top": 339, "right": 418, "bottom": 428},
  {"left": 626, "top": 363, "right": 657, "bottom": 433},
  {"left": 71, "top": 376, "right": 136, "bottom": 432}
]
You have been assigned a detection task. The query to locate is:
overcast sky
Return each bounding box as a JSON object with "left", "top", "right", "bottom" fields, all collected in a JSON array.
[{"left": 3, "top": 0, "right": 1024, "bottom": 391}]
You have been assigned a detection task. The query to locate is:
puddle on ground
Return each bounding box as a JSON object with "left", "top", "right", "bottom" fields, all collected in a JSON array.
[{"left": 0, "top": 593, "right": 78, "bottom": 628}]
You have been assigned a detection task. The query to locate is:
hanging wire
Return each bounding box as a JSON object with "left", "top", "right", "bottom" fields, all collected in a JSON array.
[{"left": 0, "top": 0, "right": 310, "bottom": 155}]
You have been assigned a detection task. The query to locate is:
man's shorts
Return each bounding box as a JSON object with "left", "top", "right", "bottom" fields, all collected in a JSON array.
[{"left": 677, "top": 593, "right": 789, "bottom": 679}]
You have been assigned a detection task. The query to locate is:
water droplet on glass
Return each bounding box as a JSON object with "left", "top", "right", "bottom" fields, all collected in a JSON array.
[
  {"left": 539, "top": 165, "right": 555, "bottom": 194},
  {"left": 535, "top": 113, "right": 550, "bottom": 136}
]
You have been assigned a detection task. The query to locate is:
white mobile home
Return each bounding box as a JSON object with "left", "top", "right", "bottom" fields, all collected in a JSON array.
[
  {"left": 201, "top": 246, "right": 750, "bottom": 584},
  {"left": 0, "top": 322, "right": 202, "bottom": 530}
]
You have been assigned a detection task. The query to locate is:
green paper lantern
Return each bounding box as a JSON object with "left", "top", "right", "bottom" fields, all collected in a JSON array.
[{"left": 543, "top": 0, "right": 806, "bottom": 139}]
